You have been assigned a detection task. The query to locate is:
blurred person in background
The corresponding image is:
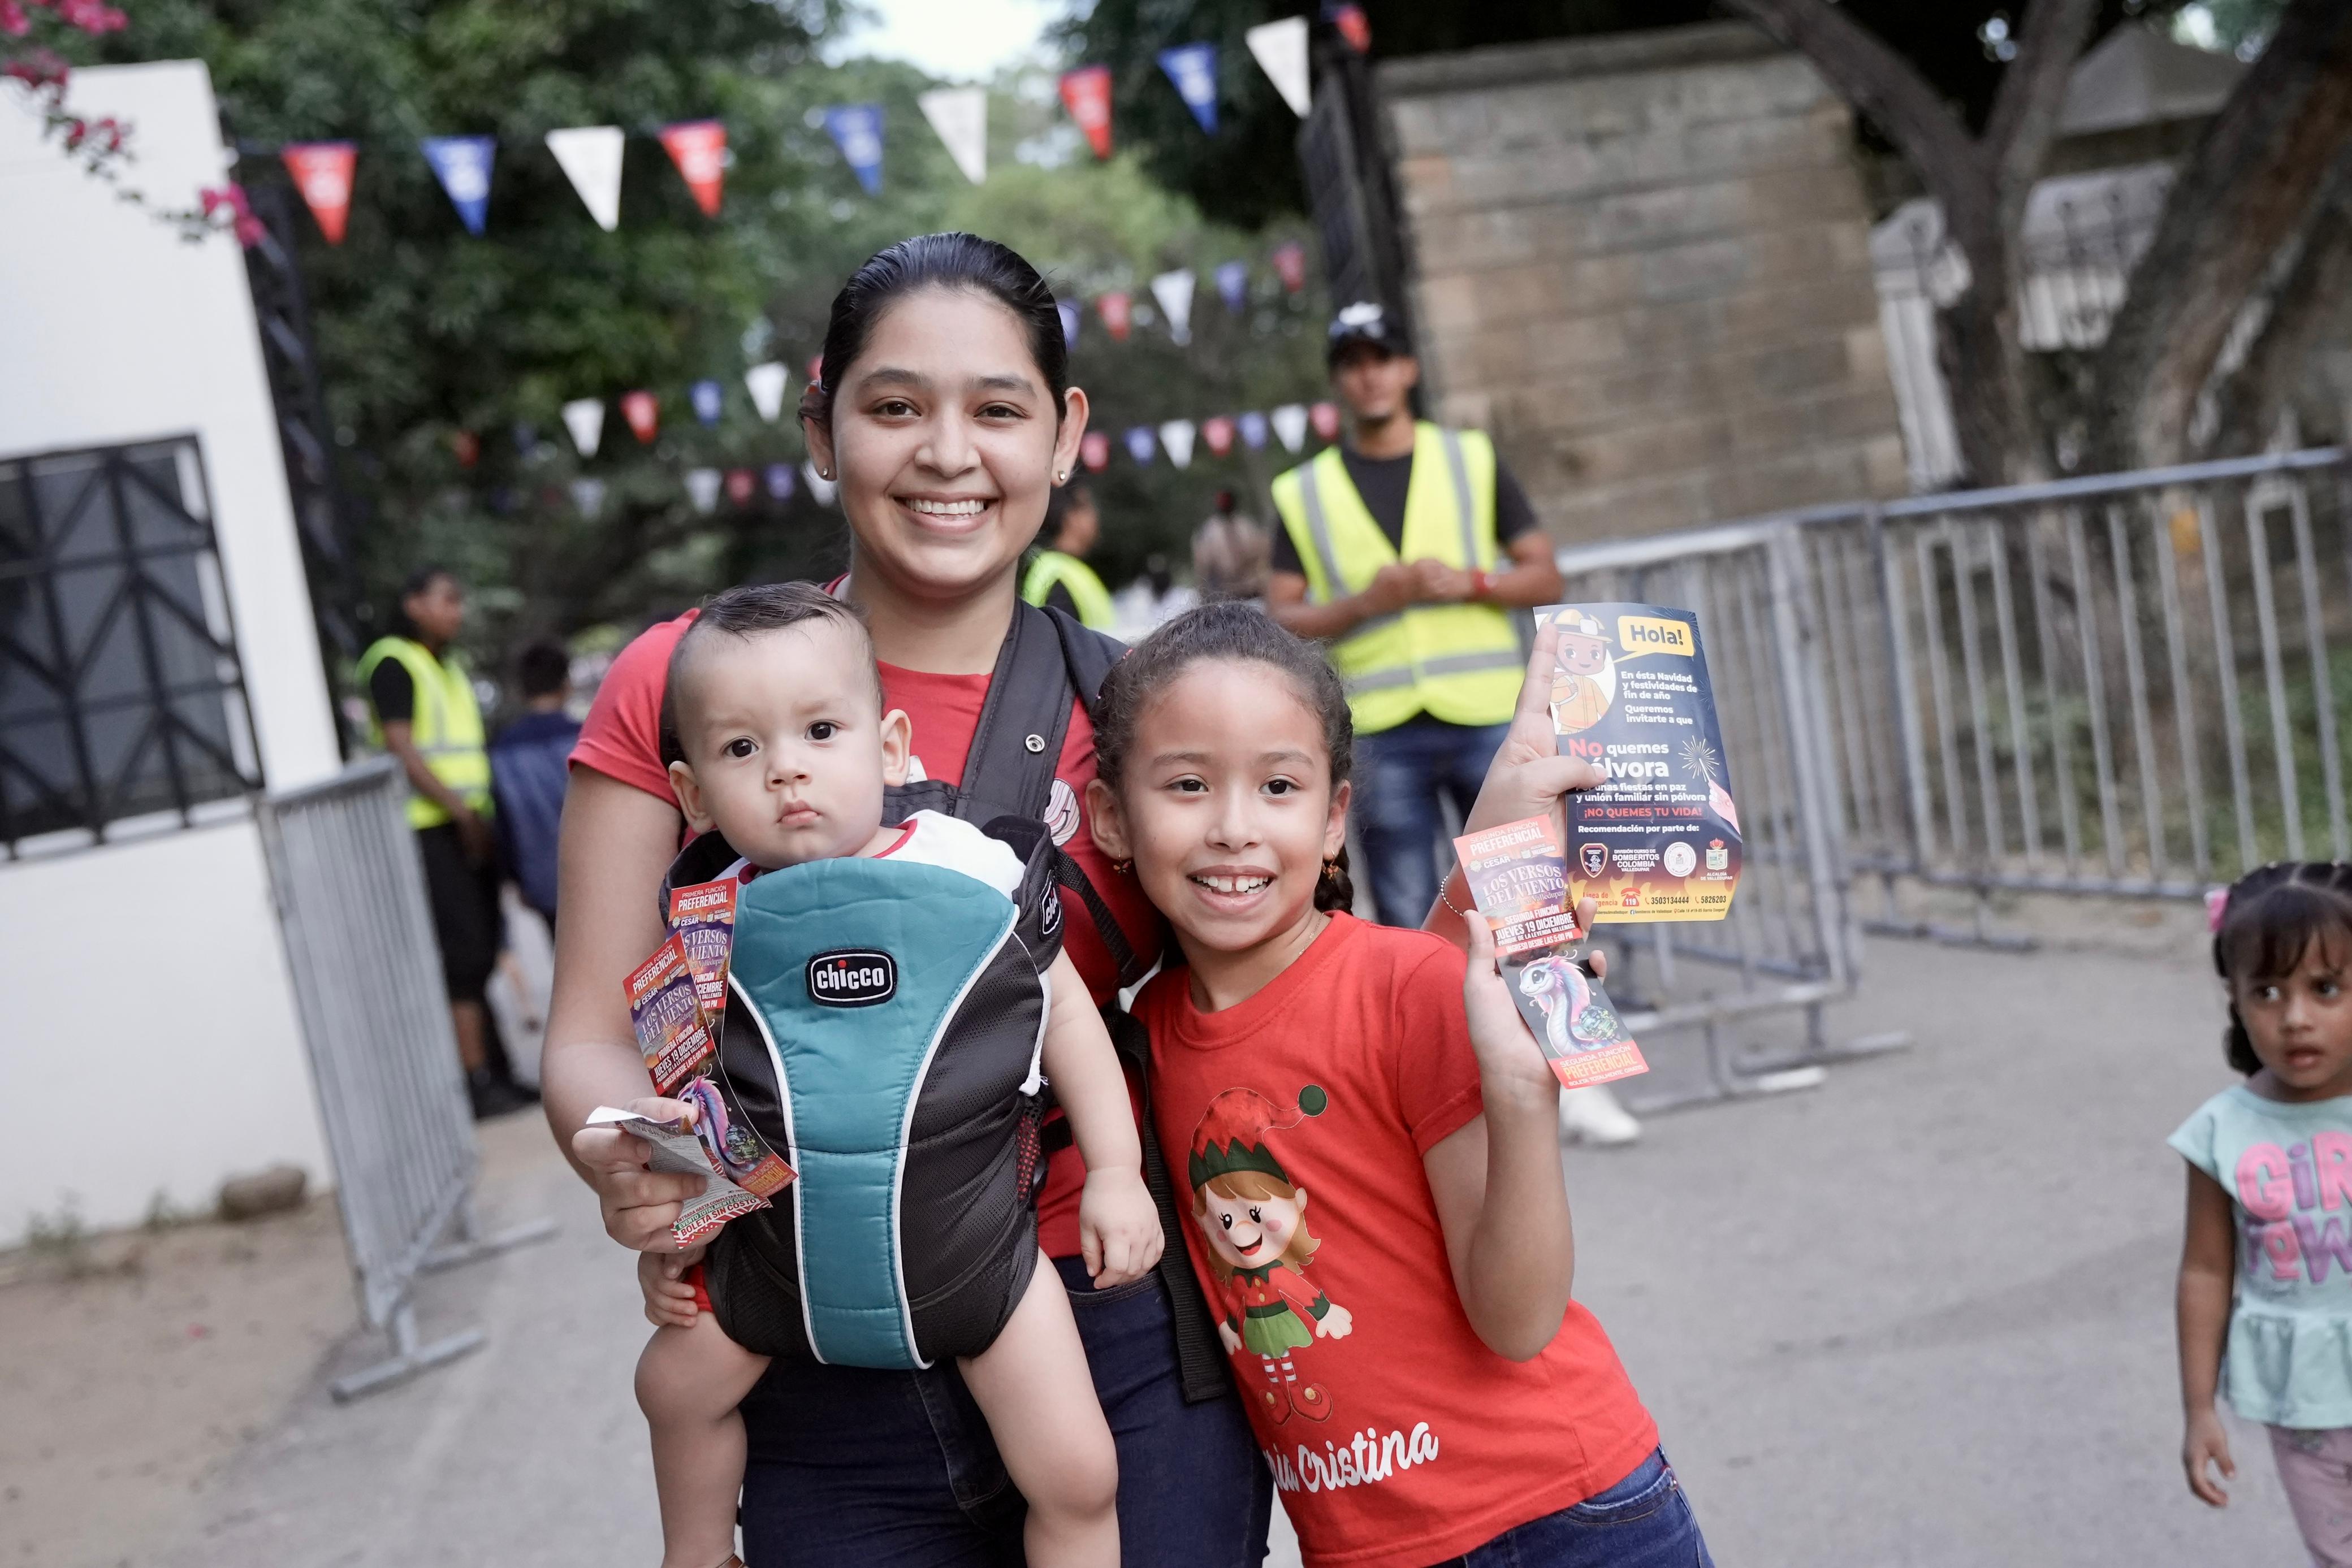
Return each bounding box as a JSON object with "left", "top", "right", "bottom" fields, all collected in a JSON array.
[
  {"left": 1110, "top": 551, "right": 1199, "bottom": 642},
  {"left": 1191, "top": 488, "right": 1269, "bottom": 603},
  {"left": 1267, "top": 302, "right": 1635, "bottom": 1146},
  {"left": 360, "top": 566, "right": 533, "bottom": 1119},
  {"left": 490, "top": 639, "right": 580, "bottom": 933},
  {"left": 1022, "top": 477, "right": 1116, "bottom": 630}
]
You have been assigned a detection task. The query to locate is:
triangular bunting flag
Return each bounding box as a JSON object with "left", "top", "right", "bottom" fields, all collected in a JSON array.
[
  {"left": 1271, "top": 241, "right": 1307, "bottom": 292},
  {"left": 1203, "top": 415, "right": 1235, "bottom": 457},
  {"left": 1272, "top": 404, "right": 1308, "bottom": 452},
  {"left": 1080, "top": 431, "right": 1111, "bottom": 471},
  {"left": 570, "top": 478, "right": 606, "bottom": 517},
  {"left": 824, "top": 103, "right": 886, "bottom": 194},
  {"left": 725, "top": 468, "right": 756, "bottom": 506},
  {"left": 562, "top": 398, "right": 604, "bottom": 457},
  {"left": 1159, "top": 419, "right": 1197, "bottom": 469},
  {"left": 1123, "top": 427, "right": 1157, "bottom": 464},
  {"left": 1157, "top": 44, "right": 1219, "bottom": 134},
  {"left": 1215, "top": 259, "right": 1250, "bottom": 313},
  {"left": 1151, "top": 269, "right": 1195, "bottom": 345},
  {"left": 690, "top": 379, "right": 723, "bottom": 427},
  {"left": 659, "top": 120, "right": 728, "bottom": 217},
  {"left": 545, "top": 126, "right": 624, "bottom": 231},
  {"left": 765, "top": 463, "right": 797, "bottom": 501},
  {"left": 621, "top": 390, "right": 659, "bottom": 443},
  {"left": 451, "top": 430, "right": 479, "bottom": 469},
  {"left": 1098, "top": 291, "right": 1132, "bottom": 341},
  {"left": 1238, "top": 410, "right": 1269, "bottom": 450},
  {"left": 1309, "top": 401, "right": 1342, "bottom": 440},
  {"left": 1246, "top": 18, "right": 1312, "bottom": 118},
  {"left": 918, "top": 86, "right": 988, "bottom": 185},
  {"left": 744, "top": 362, "right": 790, "bottom": 423},
  {"left": 420, "top": 135, "right": 495, "bottom": 235},
  {"left": 685, "top": 467, "right": 722, "bottom": 514},
  {"left": 281, "top": 142, "right": 356, "bottom": 244},
  {"left": 1326, "top": 3, "right": 1370, "bottom": 53},
  {"left": 1060, "top": 66, "right": 1113, "bottom": 160},
  {"left": 1058, "top": 299, "right": 1082, "bottom": 352},
  {"left": 803, "top": 461, "right": 838, "bottom": 506}
]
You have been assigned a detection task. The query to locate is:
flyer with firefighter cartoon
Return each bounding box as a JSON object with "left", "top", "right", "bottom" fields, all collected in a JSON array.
[{"left": 1534, "top": 603, "right": 1741, "bottom": 924}]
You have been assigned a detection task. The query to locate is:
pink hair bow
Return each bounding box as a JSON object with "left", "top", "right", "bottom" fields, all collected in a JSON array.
[{"left": 2206, "top": 886, "right": 2231, "bottom": 933}]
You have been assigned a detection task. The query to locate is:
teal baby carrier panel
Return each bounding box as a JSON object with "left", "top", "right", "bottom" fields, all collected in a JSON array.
[{"left": 730, "top": 856, "right": 1017, "bottom": 1370}]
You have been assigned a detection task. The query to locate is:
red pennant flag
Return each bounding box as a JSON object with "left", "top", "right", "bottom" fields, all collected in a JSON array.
[
  {"left": 450, "top": 430, "right": 479, "bottom": 468},
  {"left": 281, "top": 141, "right": 356, "bottom": 244},
  {"left": 1097, "top": 291, "right": 1132, "bottom": 341},
  {"left": 1309, "top": 401, "right": 1341, "bottom": 440},
  {"left": 1203, "top": 415, "right": 1235, "bottom": 457},
  {"left": 725, "top": 467, "right": 756, "bottom": 506},
  {"left": 621, "top": 390, "right": 660, "bottom": 443},
  {"left": 1271, "top": 241, "right": 1307, "bottom": 293},
  {"left": 1080, "top": 431, "right": 1111, "bottom": 472},
  {"left": 1328, "top": 3, "right": 1370, "bottom": 53},
  {"left": 659, "top": 120, "right": 728, "bottom": 217},
  {"left": 1060, "top": 66, "right": 1114, "bottom": 160}
]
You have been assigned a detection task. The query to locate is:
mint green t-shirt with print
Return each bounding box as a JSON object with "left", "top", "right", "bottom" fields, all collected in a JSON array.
[{"left": 2171, "top": 1084, "right": 2352, "bottom": 1428}]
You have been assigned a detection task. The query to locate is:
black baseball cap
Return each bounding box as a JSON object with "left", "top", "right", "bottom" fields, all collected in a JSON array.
[{"left": 1326, "top": 300, "right": 1409, "bottom": 365}]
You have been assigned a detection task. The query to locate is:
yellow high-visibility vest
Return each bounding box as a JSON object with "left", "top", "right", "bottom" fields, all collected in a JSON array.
[
  {"left": 1271, "top": 422, "right": 1525, "bottom": 735},
  {"left": 357, "top": 635, "right": 493, "bottom": 830},
  {"left": 1022, "top": 548, "right": 1116, "bottom": 631}
]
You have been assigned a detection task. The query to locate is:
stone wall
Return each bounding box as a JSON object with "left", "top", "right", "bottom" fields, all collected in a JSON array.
[{"left": 1381, "top": 22, "right": 1908, "bottom": 542}]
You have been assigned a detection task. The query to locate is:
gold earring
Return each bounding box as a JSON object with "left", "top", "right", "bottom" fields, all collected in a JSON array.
[
  {"left": 1321, "top": 856, "right": 1339, "bottom": 881},
  {"left": 1112, "top": 857, "right": 1134, "bottom": 875}
]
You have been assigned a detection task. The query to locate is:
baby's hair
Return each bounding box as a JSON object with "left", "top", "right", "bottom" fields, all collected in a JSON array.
[
  {"left": 1093, "top": 602, "right": 1357, "bottom": 914},
  {"left": 2211, "top": 861, "right": 2352, "bottom": 1074},
  {"left": 659, "top": 582, "right": 880, "bottom": 768}
]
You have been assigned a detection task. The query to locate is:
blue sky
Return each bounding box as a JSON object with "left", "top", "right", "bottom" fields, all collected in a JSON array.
[{"left": 823, "top": 0, "right": 1074, "bottom": 81}]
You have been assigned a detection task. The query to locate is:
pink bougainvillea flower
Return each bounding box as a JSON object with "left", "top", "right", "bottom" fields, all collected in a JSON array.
[{"left": 1, "top": 2, "right": 32, "bottom": 38}]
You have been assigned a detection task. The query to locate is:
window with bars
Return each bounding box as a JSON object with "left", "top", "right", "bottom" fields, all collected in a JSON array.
[{"left": 0, "top": 438, "right": 263, "bottom": 855}]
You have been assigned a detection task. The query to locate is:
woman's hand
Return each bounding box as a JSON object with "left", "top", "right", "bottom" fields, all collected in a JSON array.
[
  {"left": 2182, "top": 1407, "right": 2236, "bottom": 1507},
  {"left": 571, "top": 1095, "right": 704, "bottom": 1253},
  {"left": 1078, "top": 1166, "right": 1165, "bottom": 1288},
  {"left": 640, "top": 1242, "right": 707, "bottom": 1328},
  {"left": 1460, "top": 898, "right": 1607, "bottom": 1110},
  {"left": 1458, "top": 617, "right": 1605, "bottom": 838}
]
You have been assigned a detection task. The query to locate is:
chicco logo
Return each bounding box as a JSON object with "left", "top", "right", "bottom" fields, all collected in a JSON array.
[{"left": 807, "top": 949, "right": 896, "bottom": 1007}]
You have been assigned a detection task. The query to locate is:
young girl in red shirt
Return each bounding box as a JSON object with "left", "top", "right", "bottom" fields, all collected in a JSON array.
[{"left": 1087, "top": 603, "right": 1713, "bottom": 1568}]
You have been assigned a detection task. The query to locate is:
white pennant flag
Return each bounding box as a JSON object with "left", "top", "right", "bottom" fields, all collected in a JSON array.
[
  {"left": 1150, "top": 268, "right": 1196, "bottom": 346},
  {"left": 1246, "top": 18, "right": 1311, "bottom": 118},
  {"left": 685, "top": 467, "right": 722, "bottom": 514},
  {"left": 1272, "top": 403, "right": 1309, "bottom": 452},
  {"left": 546, "top": 125, "right": 626, "bottom": 231},
  {"left": 570, "top": 478, "right": 606, "bottom": 517},
  {"left": 918, "top": 86, "right": 988, "bottom": 185},
  {"left": 744, "top": 362, "right": 791, "bottom": 423},
  {"left": 1158, "top": 419, "right": 1197, "bottom": 469},
  {"left": 562, "top": 397, "right": 605, "bottom": 457},
  {"left": 803, "top": 461, "right": 838, "bottom": 507}
]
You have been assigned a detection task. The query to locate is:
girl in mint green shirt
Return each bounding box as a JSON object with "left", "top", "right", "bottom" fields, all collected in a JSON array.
[{"left": 2174, "top": 862, "right": 2352, "bottom": 1567}]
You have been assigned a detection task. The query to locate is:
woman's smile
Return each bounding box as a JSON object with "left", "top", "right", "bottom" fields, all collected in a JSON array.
[{"left": 894, "top": 492, "right": 997, "bottom": 534}]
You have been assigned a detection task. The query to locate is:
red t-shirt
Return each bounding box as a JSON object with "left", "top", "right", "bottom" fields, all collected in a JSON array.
[
  {"left": 1137, "top": 913, "right": 1657, "bottom": 1568},
  {"left": 570, "top": 607, "right": 1162, "bottom": 1260}
]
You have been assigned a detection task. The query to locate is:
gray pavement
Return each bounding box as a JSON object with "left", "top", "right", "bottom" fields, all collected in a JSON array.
[{"left": 133, "top": 925, "right": 2305, "bottom": 1565}]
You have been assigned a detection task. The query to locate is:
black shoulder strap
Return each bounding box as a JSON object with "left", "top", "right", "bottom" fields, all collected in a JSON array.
[{"left": 1041, "top": 604, "right": 1124, "bottom": 720}]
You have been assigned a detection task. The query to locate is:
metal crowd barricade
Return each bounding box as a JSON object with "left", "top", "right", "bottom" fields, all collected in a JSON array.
[
  {"left": 256, "top": 757, "right": 554, "bottom": 1401},
  {"left": 1550, "top": 524, "right": 1910, "bottom": 1110}
]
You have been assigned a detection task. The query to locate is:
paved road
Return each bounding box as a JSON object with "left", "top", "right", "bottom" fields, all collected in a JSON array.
[{"left": 140, "top": 926, "right": 2299, "bottom": 1567}]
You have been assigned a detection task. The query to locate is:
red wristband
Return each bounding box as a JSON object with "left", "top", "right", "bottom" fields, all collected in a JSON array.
[{"left": 1470, "top": 568, "right": 1491, "bottom": 600}]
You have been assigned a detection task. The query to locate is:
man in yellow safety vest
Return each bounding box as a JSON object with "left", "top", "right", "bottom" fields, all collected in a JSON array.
[
  {"left": 358, "top": 566, "right": 531, "bottom": 1119},
  {"left": 1022, "top": 479, "right": 1116, "bottom": 631}
]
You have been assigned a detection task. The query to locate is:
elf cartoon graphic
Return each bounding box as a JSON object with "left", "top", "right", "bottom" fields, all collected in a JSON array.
[
  {"left": 1549, "top": 612, "right": 1616, "bottom": 735},
  {"left": 1187, "top": 1085, "right": 1354, "bottom": 1426}
]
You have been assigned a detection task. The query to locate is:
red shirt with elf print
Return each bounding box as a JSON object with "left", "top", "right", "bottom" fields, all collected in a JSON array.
[{"left": 1138, "top": 912, "right": 1658, "bottom": 1568}]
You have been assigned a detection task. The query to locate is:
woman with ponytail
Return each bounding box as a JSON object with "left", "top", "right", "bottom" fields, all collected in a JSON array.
[{"left": 2175, "top": 861, "right": 2352, "bottom": 1563}]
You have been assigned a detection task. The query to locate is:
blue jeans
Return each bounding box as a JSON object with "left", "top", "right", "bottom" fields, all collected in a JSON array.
[
  {"left": 1433, "top": 1450, "right": 1713, "bottom": 1568},
  {"left": 737, "top": 1262, "right": 1269, "bottom": 1568},
  {"left": 1355, "top": 716, "right": 1512, "bottom": 928}
]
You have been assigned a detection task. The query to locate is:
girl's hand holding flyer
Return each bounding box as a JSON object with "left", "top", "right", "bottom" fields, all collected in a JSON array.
[{"left": 1454, "top": 815, "right": 1648, "bottom": 1092}]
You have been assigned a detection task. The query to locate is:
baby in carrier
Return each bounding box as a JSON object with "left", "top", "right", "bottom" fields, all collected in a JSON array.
[{"left": 629, "top": 583, "right": 1160, "bottom": 1568}]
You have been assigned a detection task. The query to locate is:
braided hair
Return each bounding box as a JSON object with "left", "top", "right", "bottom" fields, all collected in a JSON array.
[
  {"left": 2211, "top": 861, "right": 2352, "bottom": 1073},
  {"left": 1093, "top": 602, "right": 1357, "bottom": 914}
]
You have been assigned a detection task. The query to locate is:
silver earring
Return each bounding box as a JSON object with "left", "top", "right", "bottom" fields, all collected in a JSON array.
[{"left": 1055, "top": 469, "right": 1069, "bottom": 484}]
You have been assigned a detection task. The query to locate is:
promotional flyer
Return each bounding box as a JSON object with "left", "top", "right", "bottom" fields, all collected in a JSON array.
[
  {"left": 1534, "top": 603, "right": 1742, "bottom": 924},
  {"left": 585, "top": 1106, "right": 772, "bottom": 1244}
]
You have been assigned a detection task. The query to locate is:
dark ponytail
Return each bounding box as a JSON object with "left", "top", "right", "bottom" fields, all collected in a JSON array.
[
  {"left": 2212, "top": 861, "right": 2352, "bottom": 1073},
  {"left": 801, "top": 232, "right": 1070, "bottom": 425},
  {"left": 1093, "top": 602, "right": 1357, "bottom": 915}
]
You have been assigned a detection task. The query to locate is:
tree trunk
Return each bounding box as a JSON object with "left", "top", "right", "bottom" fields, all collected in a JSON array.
[
  {"left": 2087, "top": 0, "right": 2352, "bottom": 470},
  {"left": 2206, "top": 149, "right": 2352, "bottom": 457}
]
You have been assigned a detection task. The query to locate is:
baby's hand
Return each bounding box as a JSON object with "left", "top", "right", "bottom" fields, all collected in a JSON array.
[
  {"left": 638, "top": 1241, "right": 706, "bottom": 1329},
  {"left": 1079, "top": 1167, "right": 1164, "bottom": 1288}
]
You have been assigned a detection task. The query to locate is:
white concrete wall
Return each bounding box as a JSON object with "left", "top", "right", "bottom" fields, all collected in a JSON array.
[{"left": 0, "top": 63, "right": 339, "bottom": 1241}]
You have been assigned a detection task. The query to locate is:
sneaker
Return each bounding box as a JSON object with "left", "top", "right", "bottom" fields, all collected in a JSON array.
[
  {"left": 468, "top": 1068, "right": 535, "bottom": 1120},
  {"left": 1559, "top": 1084, "right": 1640, "bottom": 1146}
]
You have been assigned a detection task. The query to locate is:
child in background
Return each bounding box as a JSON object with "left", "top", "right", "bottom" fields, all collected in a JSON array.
[
  {"left": 1086, "top": 604, "right": 1711, "bottom": 1568},
  {"left": 629, "top": 583, "right": 1160, "bottom": 1568},
  {"left": 2175, "top": 862, "right": 2352, "bottom": 1566}
]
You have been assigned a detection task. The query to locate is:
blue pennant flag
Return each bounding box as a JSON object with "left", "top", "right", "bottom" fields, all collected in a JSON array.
[
  {"left": 1237, "top": 410, "right": 1269, "bottom": 451},
  {"left": 824, "top": 103, "right": 886, "bottom": 194},
  {"left": 1158, "top": 44, "right": 1220, "bottom": 134},
  {"left": 1123, "top": 426, "right": 1157, "bottom": 465},
  {"left": 1058, "top": 298, "right": 1082, "bottom": 352},
  {"left": 765, "top": 462, "right": 797, "bottom": 502},
  {"left": 1215, "top": 260, "right": 1250, "bottom": 313},
  {"left": 420, "top": 135, "right": 496, "bottom": 235},
  {"left": 690, "top": 379, "right": 723, "bottom": 427}
]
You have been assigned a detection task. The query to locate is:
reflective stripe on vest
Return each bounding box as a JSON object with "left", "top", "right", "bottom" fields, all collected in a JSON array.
[
  {"left": 1021, "top": 549, "right": 1116, "bottom": 631},
  {"left": 1272, "top": 422, "right": 1525, "bottom": 734},
  {"left": 357, "top": 636, "right": 493, "bottom": 830}
]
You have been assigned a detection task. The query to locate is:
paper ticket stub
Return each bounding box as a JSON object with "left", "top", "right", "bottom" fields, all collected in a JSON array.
[
  {"left": 668, "top": 879, "right": 738, "bottom": 1028},
  {"left": 626, "top": 934, "right": 715, "bottom": 1094},
  {"left": 1453, "top": 815, "right": 1582, "bottom": 956},
  {"left": 671, "top": 1067, "right": 797, "bottom": 1201},
  {"left": 1535, "top": 602, "right": 1742, "bottom": 924},
  {"left": 586, "top": 1106, "right": 773, "bottom": 1245},
  {"left": 1500, "top": 954, "right": 1649, "bottom": 1091}
]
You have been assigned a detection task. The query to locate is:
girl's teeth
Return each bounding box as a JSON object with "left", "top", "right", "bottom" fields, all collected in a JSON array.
[
  {"left": 907, "top": 498, "right": 987, "bottom": 516},
  {"left": 1195, "top": 874, "right": 1272, "bottom": 894}
]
